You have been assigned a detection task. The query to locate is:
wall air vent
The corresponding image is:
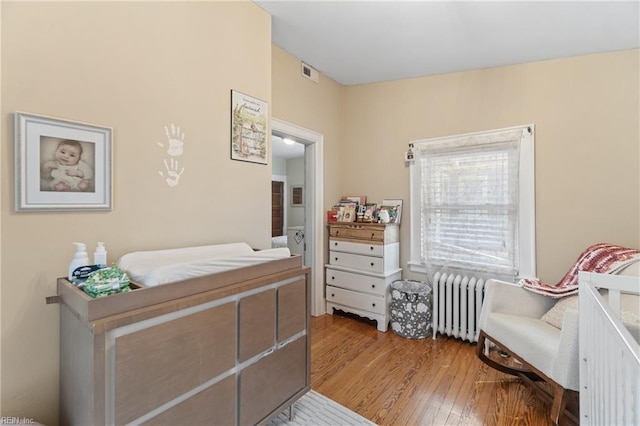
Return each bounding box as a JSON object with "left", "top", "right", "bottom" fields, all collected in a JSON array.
[{"left": 301, "top": 62, "right": 319, "bottom": 83}]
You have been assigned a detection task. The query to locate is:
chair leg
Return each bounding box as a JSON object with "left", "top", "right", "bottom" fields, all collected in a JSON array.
[
  {"left": 475, "top": 331, "right": 541, "bottom": 380},
  {"left": 477, "top": 330, "right": 578, "bottom": 424},
  {"left": 550, "top": 385, "right": 567, "bottom": 425}
]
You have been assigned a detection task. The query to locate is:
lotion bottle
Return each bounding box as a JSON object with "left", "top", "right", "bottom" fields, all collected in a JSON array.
[
  {"left": 94, "top": 242, "right": 107, "bottom": 268},
  {"left": 69, "top": 242, "right": 90, "bottom": 280}
]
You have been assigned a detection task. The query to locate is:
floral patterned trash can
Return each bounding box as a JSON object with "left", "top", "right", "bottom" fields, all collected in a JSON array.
[{"left": 390, "top": 280, "right": 432, "bottom": 339}]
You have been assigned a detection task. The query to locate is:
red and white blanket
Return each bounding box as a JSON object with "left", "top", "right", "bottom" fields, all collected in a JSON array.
[{"left": 520, "top": 243, "right": 640, "bottom": 298}]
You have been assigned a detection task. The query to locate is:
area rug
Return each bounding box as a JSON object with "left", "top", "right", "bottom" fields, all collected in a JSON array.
[{"left": 267, "top": 390, "right": 377, "bottom": 426}]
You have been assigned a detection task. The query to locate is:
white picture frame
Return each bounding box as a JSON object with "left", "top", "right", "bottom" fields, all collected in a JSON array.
[
  {"left": 382, "top": 198, "right": 403, "bottom": 224},
  {"left": 291, "top": 185, "right": 304, "bottom": 207},
  {"left": 14, "top": 112, "right": 113, "bottom": 212}
]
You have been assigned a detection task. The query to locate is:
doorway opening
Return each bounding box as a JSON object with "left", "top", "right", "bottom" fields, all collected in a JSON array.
[
  {"left": 271, "top": 136, "right": 306, "bottom": 263},
  {"left": 270, "top": 118, "right": 324, "bottom": 316}
]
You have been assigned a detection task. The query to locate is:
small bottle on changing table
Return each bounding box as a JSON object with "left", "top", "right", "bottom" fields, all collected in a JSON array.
[
  {"left": 94, "top": 241, "right": 107, "bottom": 268},
  {"left": 68, "top": 242, "right": 90, "bottom": 281}
]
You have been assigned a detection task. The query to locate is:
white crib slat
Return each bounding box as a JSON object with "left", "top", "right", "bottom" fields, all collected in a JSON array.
[
  {"left": 596, "top": 315, "right": 604, "bottom": 426},
  {"left": 615, "top": 348, "right": 622, "bottom": 426},
  {"left": 606, "top": 330, "right": 613, "bottom": 426},
  {"left": 632, "top": 358, "right": 637, "bottom": 425},
  {"left": 593, "top": 322, "right": 599, "bottom": 426}
]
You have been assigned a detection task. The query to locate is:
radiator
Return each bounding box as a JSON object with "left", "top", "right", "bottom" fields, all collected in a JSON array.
[{"left": 431, "top": 272, "right": 486, "bottom": 343}]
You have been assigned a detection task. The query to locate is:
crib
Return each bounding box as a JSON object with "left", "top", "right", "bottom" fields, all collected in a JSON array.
[{"left": 578, "top": 271, "right": 640, "bottom": 425}]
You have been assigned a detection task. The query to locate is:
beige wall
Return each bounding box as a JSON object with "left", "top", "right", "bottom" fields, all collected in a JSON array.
[
  {"left": 1, "top": 2, "right": 271, "bottom": 423},
  {"left": 2, "top": 2, "right": 639, "bottom": 423},
  {"left": 342, "top": 50, "right": 640, "bottom": 282},
  {"left": 271, "top": 46, "right": 345, "bottom": 267}
]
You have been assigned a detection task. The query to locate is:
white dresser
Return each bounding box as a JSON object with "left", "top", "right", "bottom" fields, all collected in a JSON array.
[{"left": 325, "top": 222, "right": 402, "bottom": 331}]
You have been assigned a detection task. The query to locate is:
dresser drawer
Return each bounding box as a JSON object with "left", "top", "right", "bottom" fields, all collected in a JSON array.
[
  {"left": 239, "top": 338, "right": 306, "bottom": 425},
  {"left": 325, "top": 268, "right": 387, "bottom": 296},
  {"left": 329, "top": 251, "right": 384, "bottom": 273},
  {"left": 329, "top": 239, "right": 383, "bottom": 256},
  {"left": 329, "top": 225, "right": 384, "bottom": 242},
  {"left": 326, "top": 285, "right": 385, "bottom": 315}
]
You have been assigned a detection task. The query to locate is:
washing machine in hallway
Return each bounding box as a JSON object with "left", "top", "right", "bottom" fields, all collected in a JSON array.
[{"left": 287, "top": 226, "right": 305, "bottom": 256}]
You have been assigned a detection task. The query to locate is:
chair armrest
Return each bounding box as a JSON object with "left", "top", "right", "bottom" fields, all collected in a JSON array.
[
  {"left": 552, "top": 308, "right": 580, "bottom": 390},
  {"left": 479, "top": 279, "right": 557, "bottom": 330}
]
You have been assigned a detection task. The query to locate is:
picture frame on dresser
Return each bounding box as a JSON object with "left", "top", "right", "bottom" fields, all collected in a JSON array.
[
  {"left": 341, "top": 195, "right": 367, "bottom": 205},
  {"left": 382, "top": 198, "right": 403, "bottom": 224},
  {"left": 14, "top": 111, "right": 112, "bottom": 212}
]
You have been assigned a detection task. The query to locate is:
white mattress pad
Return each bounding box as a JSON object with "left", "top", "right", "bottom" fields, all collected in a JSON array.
[{"left": 117, "top": 243, "right": 291, "bottom": 287}]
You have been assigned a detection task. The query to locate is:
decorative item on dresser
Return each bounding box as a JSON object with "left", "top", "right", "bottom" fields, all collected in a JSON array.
[{"left": 325, "top": 222, "right": 401, "bottom": 331}]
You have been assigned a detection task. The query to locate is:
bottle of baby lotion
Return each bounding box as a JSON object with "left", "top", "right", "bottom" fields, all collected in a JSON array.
[
  {"left": 94, "top": 242, "right": 107, "bottom": 268},
  {"left": 69, "top": 242, "right": 90, "bottom": 280}
]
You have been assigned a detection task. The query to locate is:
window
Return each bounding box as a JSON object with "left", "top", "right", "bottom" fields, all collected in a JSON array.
[{"left": 409, "top": 125, "right": 536, "bottom": 281}]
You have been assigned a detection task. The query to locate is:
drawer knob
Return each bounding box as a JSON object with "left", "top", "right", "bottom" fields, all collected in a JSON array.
[
  {"left": 370, "top": 246, "right": 374, "bottom": 250},
  {"left": 331, "top": 276, "right": 335, "bottom": 280},
  {"left": 371, "top": 233, "right": 375, "bottom": 239},
  {"left": 371, "top": 262, "right": 375, "bottom": 266},
  {"left": 334, "top": 242, "right": 338, "bottom": 246},
  {"left": 331, "top": 293, "right": 335, "bottom": 297},
  {"left": 372, "top": 303, "right": 376, "bottom": 307},
  {"left": 371, "top": 284, "right": 376, "bottom": 289},
  {"left": 335, "top": 257, "right": 339, "bottom": 262},
  {"left": 336, "top": 231, "right": 340, "bottom": 236}
]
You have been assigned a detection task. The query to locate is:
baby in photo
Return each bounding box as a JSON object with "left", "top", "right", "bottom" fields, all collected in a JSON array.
[{"left": 41, "top": 139, "right": 94, "bottom": 191}]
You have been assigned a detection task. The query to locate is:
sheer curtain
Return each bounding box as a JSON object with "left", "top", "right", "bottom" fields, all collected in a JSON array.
[{"left": 416, "top": 129, "right": 525, "bottom": 279}]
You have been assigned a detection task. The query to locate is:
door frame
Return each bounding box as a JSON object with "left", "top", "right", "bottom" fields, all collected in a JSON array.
[{"left": 272, "top": 118, "right": 325, "bottom": 316}]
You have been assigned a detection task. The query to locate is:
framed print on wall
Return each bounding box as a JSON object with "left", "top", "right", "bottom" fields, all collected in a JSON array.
[
  {"left": 291, "top": 185, "right": 304, "bottom": 207},
  {"left": 230, "top": 90, "right": 268, "bottom": 165},
  {"left": 14, "top": 112, "right": 113, "bottom": 212}
]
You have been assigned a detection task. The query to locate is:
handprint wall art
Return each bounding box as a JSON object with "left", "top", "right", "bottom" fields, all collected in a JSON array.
[{"left": 158, "top": 124, "right": 185, "bottom": 187}]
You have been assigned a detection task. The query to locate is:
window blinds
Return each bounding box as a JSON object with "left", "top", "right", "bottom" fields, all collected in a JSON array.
[{"left": 417, "top": 129, "right": 524, "bottom": 277}]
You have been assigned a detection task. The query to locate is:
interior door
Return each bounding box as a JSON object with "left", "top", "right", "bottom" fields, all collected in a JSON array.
[{"left": 271, "top": 181, "right": 284, "bottom": 237}]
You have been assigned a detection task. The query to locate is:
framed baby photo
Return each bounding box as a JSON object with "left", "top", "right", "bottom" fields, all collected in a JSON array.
[{"left": 14, "top": 112, "right": 113, "bottom": 212}]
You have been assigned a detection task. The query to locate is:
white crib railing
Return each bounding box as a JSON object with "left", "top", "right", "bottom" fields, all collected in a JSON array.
[{"left": 578, "top": 271, "right": 640, "bottom": 426}]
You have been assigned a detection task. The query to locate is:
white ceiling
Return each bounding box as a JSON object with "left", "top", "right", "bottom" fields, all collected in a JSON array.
[{"left": 255, "top": 1, "right": 640, "bottom": 86}]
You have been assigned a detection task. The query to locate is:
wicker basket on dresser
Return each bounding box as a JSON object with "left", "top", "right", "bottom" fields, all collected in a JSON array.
[{"left": 325, "top": 222, "right": 402, "bottom": 331}]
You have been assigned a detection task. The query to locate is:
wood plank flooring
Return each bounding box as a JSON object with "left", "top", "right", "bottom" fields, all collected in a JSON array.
[{"left": 310, "top": 312, "right": 576, "bottom": 426}]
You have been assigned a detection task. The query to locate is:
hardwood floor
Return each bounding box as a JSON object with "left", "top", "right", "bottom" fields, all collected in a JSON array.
[{"left": 310, "top": 312, "right": 576, "bottom": 426}]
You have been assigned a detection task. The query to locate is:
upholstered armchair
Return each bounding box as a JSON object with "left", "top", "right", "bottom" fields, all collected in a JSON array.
[{"left": 476, "top": 262, "right": 640, "bottom": 425}]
